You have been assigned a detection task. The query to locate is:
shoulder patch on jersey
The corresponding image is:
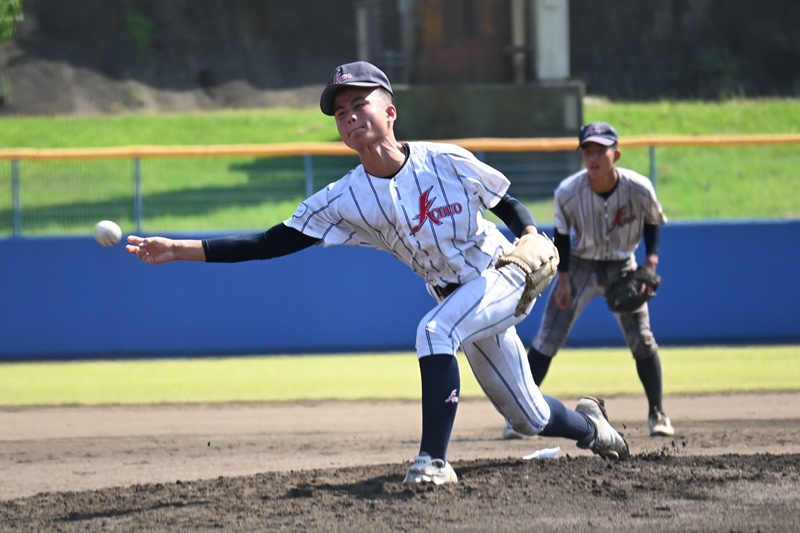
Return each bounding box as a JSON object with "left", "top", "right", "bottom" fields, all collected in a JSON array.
[{"left": 292, "top": 202, "right": 309, "bottom": 218}]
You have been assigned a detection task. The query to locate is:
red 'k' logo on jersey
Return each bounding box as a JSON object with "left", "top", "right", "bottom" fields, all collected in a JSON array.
[
  {"left": 411, "top": 186, "right": 463, "bottom": 234},
  {"left": 608, "top": 207, "right": 637, "bottom": 233}
]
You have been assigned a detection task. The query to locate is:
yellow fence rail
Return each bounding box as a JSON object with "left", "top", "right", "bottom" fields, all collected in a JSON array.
[{"left": 0, "top": 134, "right": 798, "bottom": 160}]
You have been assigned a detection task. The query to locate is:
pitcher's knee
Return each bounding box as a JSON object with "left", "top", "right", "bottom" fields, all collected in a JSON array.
[
  {"left": 508, "top": 421, "right": 541, "bottom": 437},
  {"left": 504, "top": 405, "right": 550, "bottom": 436},
  {"left": 506, "top": 416, "right": 548, "bottom": 436},
  {"left": 415, "top": 318, "right": 460, "bottom": 357}
]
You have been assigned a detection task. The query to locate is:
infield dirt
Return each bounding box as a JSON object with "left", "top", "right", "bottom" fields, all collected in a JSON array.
[{"left": 2, "top": 392, "right": 799, "bottom": 532}]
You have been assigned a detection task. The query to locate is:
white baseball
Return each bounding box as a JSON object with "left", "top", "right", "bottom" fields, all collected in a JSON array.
[{"left": 94, "top": 220, "right": 123, "bottom": 247}]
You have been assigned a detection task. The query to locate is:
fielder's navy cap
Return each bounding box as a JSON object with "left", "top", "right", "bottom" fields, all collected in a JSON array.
[
  {"left": 320, "top": 61, "right": 393, "bottom": 116},
  {"left": 578, "top": 122, "right": 619, "bottom": 147}
]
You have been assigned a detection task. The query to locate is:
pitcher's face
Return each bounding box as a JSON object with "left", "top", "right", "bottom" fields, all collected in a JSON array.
[{"left": 333, "top": 88, "right": 396, "bottom": 150}]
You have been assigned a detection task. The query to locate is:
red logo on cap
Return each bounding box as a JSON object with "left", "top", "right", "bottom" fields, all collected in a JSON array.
[{"left": 333, "top": 68, "right": 352, "bottom": 85}]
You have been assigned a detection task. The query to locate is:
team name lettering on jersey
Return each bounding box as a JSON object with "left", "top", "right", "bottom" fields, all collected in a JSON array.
[
  {"left": 411, "top": 186, "right": 463, "bottom": 234},
  {"left": 608, "top": 207, "right": 636, "bottom": 233}
]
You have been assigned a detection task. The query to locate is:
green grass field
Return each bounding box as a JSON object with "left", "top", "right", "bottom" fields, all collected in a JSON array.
[
  {"left": 1, "top": 345, "right": 797, "bottom": 407},
  {"left": 0, "top": 98, "right": 798, "bottom": 237}
]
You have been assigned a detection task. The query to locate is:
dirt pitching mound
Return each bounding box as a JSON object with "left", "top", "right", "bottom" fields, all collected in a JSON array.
[{"left": 2, "top": 393, "right": 799, "bottom": 531}]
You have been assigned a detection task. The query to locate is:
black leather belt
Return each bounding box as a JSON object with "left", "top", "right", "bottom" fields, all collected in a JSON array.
[{"left": 434, "top": 282, "right": 461, "bottom": 299}]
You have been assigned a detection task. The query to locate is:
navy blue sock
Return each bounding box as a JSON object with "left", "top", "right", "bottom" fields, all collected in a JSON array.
[
  {"left": 636, "top": 354, "right": 663, "bottom": 413},
  {"left": 418, "top": 354, "right": 460, "bottom": 462},
  {"left": 527, "top": 347, "right": 552, "bottom": 386},
  {"left": 538, "top": 395, "right": 594, "bottom": 442}
]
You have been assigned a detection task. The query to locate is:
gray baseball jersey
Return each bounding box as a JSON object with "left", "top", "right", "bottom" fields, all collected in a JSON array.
[
  {"left": 286, "top": 141, "right": 551, "bottom": 435},
  {"left": 533, "top": 166, "right": 665, "bottom": 360},
  {"left": 554, "top": 167, "right": 667, "bottom": 261}
]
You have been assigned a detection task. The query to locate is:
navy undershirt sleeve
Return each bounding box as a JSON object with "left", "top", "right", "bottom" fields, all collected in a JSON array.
[
  {"left": 554, "top": 231, "right": 571, "bottom": 272},
  {"left": 643, "top": 223, "right": 660, "bottom": 256},
  {"left": 489, "top": 194, "right": 537, "bottom": 237},
  {"left": 202, "top": 223, "right": 320, "bottom": 263}
]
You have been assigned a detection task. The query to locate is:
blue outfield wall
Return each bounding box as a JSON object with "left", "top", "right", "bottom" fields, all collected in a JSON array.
[{"left": 1, "top": 220, "right": 798, "bottom": 360}]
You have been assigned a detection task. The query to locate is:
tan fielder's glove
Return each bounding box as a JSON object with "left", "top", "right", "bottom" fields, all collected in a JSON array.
[{"left": 496, "top": 233, "right": 560, "bottom": 317}]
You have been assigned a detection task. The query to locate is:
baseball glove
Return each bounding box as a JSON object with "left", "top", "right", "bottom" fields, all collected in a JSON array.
[
  {"left": 605, "top": 266, "right": 662, "bottom": 313},
  {"left": 496, "top": 233, "right": 560, "bottom": 317}
]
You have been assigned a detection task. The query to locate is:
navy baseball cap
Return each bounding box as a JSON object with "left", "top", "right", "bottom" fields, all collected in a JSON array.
[
  {"left": 320, "top": 61, "right": 393, "bottom": 116},
  {"left": 578, "top": 122, "right": 619, "bottom": 147}
]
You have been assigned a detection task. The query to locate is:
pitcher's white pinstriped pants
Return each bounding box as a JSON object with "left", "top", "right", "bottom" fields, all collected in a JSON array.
[{"left": 417, "top": 263, "right": 550, "bottom": 436}]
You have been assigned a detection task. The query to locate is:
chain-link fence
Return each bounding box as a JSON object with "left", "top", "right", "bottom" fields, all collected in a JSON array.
[{"left": 1, "top": 136, "right": 797, "bottom": 237}]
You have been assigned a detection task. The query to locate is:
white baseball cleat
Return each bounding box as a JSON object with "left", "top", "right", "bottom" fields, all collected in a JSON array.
[
  {"left": 649, "top": 409, "right": 675, "bottom": 437},
  {"left": 575, "top": 396, "right": 631, "bottom": 460},
  {"left": 403, "top": 454, "right": 458, "bottom": 485}
]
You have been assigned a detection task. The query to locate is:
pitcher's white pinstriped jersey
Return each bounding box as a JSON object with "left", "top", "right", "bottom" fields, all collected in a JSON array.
[
  {"left": 285, "top": 142, "right": 514, "bottom": 288},
  {"left": 554, "top": 167, "right": 667, "bottom": 261}
]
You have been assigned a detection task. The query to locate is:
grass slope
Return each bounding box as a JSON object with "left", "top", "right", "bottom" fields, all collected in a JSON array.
[{"left": 0, "top": 99, "right": 798, "bottom": 237}]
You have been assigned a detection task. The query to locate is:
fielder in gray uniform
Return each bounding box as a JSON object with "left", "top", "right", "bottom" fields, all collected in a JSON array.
[
  {"left": 126, "top": 62, "right": 630, "bottom": 485},
  {"left": 503, "top": 121, "right": 674, "bottom": 440}
]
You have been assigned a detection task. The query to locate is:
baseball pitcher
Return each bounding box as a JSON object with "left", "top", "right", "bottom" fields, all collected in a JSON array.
[{"left": 127, "top": 63, "right": 631, "bottom": 485}]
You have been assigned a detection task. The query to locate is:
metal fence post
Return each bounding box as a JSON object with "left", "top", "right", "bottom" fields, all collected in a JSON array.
[
  {"left": 649, "top": 146, "right": 657, "bottom": 189},
  {"left": 133, "top": 157, "right": 143, "bottom": 234},
  {"left": 11, "top": 160, "right": 21, "bottom": 236},
  {"left": 303, "top": 154, "right": 314, "bottom": 197}
]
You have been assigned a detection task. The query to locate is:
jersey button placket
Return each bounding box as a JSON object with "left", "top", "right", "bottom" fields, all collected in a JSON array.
[{"left": 604, "top": 203, "right": 610, "bottom": 239}]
